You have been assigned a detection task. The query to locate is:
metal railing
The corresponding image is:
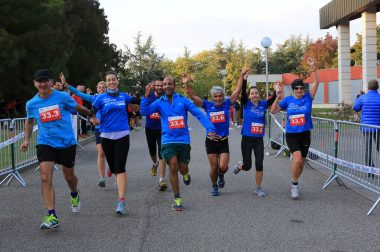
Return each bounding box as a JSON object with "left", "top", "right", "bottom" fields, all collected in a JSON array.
[
  {"left": 268, "top": 112, "right": 380, "bottom": 215},
  {"left": 0, "top": 118, "right": 38, "bottom": 187}
]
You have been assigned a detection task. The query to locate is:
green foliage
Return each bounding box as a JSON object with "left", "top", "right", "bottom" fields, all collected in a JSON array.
[
  {"left": 0, "top": 0, "right": 124, "bottom": 102},
  {"left": 121, "top": 31, "right": 165, "bottom": 90}
]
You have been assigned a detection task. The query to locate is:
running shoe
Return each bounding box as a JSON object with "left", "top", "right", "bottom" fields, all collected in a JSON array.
[
  {"left": 71, "top": 193, "right": 81, "bottom": 213},
  {"left": 290, "top": 184, "right": 300, "bottom": 200},
  {"left": 172, "top": 198, "right": 184, "bottom": 211},
  {"left": 233, "top": 161, "right": 243, "bottom": 174},
  {"left": 151, "top": 162, "right": 158, "bottom": 177},
  {"left": 211, "top": 185, "right": 220, "bottom": 196},
  {"left": 40, "top": 214, "right": 59, "bottom": 230},
  {"left": 98, "top": 178, "right": 106, "bottom": 188},
  {"left": 159, "top": 180, "right": 168, "bottom": 191},
  {"left": 218, "top": 173, "right": 225, "bottom": 188},
  {"left": 115, "top": 200, "right": 126, "bottom": 214},
  {"left": 183, "top": 173, "right": 191, "bottom": 185},
  {"left": 253, "top": 186, "right": 266, "bottom": 197}
]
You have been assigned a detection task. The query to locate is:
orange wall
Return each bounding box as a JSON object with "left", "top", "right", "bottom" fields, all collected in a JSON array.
[{"left": 281, "top": 65, "right": 380, "bottom": 85}]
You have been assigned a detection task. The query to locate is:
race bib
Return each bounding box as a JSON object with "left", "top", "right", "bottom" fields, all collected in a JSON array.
[
  {"left": 168, "top": 116, "right": 185, "bottom": 129},
  {"left": 210, "top": 111, "right": 226, "bottom": 123},
  {"left": 289, "top": 114, "right": 306, "bottom": 126},
  {"left": 251, "top": 123, "right": 264, "bottom": 134},
  {"left": 149, "top": 112, "right": 160, "bottom": 120},
  {"left": 39, "top": 105, "right": 61, "bottom": 123}
]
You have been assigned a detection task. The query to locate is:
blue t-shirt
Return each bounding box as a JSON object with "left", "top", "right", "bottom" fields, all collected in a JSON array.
[
  {"left": 202, "top": 99, "right": 231, "bottom": 137},
  {"left": 140, "top": 93, "right": 215, "bottom": 145},
  {"left": 241, "top": 100, "right": 268, "bottom": 137},
  {"left": 92, "top": 92, "right": 132, "bottom": 133},
  {"left": 145, "top": 91, "right": 162, "bottom": 131},
  {"left": 279, "top": 92, "right": 313, "bottom": 133},
  {"left": 26, "top": 90, "right": 78, "bottom": 148}
]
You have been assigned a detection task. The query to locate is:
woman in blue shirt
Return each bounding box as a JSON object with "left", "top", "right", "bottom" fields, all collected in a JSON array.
[
  {"left": 270, "top": 58, "right": 319, "bottom": 200},
  {"left": 233, "top": 72, "right": 276, "bottom": 197},
  {"left": 59, "top": 73, "right": 109, "bottom": 188},
  {"left": 183, "top": 69, "right": 247, "bottom": 196},
  {"left": 91, "top": 71, "right": 140, "bottom": 214}
]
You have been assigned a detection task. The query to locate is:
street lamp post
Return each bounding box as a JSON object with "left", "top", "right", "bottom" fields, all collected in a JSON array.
[
  {"left": 220, "top": 69, "right": 227, "bottom": 91},
  {"left": 261, "top": 37, "right": 272, "bottom": 99}
]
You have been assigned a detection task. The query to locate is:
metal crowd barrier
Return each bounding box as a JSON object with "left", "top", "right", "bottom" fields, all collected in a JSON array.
[
  {"left": 268, "top": 112, "right": 380, "bottom": 215},
  {"left": 0, "top": 118, "right": 38, "bottom": 187}
]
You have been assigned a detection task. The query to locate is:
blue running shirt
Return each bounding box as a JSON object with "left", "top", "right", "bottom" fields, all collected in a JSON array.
[
  {"left": 92, "top": 92, "right": 132, "bottom": 133},
  {"left": 241, "top": 100, "right": 268, "bottom": 137},
  {"left": 26, "top": 90, "right": 78, "bottom": 148},
  {"left": 279, "top": 92, "right": 313, "bottom": 133},
  {"left": 202, "top": 99, "right": 231, "bottom": 137}
]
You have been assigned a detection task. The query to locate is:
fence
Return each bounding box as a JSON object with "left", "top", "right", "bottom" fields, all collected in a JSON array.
[
  {"left": 269, "top": 112, "right": 380, "bottom": 215},
  {"left": 0, "top": 118, "right": 38, "bottom": 186}
]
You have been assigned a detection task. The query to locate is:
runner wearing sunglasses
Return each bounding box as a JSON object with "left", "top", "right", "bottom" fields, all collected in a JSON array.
[{"left": 270, "top": 58, "right": 319, "bottom": 200}]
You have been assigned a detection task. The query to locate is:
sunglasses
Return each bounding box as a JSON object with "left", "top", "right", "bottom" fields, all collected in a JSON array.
[{"left": 293, "top": 86, "right": 304, "bottom": 90}]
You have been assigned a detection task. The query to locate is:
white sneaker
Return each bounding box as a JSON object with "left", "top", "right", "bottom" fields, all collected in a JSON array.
[{"left": 290, "top": 184, "right": 299, "bottom": 200}]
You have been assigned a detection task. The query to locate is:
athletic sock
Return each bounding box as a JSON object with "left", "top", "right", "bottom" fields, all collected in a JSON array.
[
  {"left": 70, "top": 191, "right": 78, "bottom": 198},
  {"left": 119, "top": 197, "right": 125, "bottom": 202},
  {"left": 48, "top": 209, "right": 57, "bottom": 217},
  {"left": 174, "top": 193, "right": 180, "bottom": 199},
  {"left": 159, "top": 177, "right": 164, "bottom": 183},
  {"left": 292, "top": 181, "right": 298, "bottom": 186}
]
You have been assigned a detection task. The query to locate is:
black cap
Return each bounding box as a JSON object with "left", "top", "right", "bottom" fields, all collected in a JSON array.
[
  {"left": 33, "top": 69, "right": 52, "bottom": 81},
  {"left": 291, "top": 79, "right": 305, "bottom": 90}
]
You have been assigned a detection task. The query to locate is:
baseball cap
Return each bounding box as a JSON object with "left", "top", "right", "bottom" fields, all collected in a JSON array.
[{"left": 33, "top": 69, "right": 52, "bottom": 81}]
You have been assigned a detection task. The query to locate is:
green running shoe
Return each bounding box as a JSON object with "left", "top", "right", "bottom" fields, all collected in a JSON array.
[
  {"left": 71, "top": 193, "right": 81, "bottom": 213},
  {"left": 172, "top": 198, "right": 184, "bottom": 211},
  {"left": 40, "top": 214, "right": 59, "bottom": 230},
  {"left": 183, "top": 173, "right": 191, "bottom": 185}
]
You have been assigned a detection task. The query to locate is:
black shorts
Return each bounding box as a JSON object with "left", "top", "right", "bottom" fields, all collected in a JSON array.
[
  {"left": 95, "top": 128, "right": 101, "bottom": 145},
  {"left": 286, "top": 131, "right": 311, "bottom": 158},
  {"left": 205, "top": 137, "right": 229, "bottom": 154},
  {"left": 37, "top": 144, "right": 76, "bottom": 168},
  {"left": 101, "top": 135, "right": 130, "bottom": 174},
  {"left": 145, "top": 127, "right": 162, "bottom": 159}
]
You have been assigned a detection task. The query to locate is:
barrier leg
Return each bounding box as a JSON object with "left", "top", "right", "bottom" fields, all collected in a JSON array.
[
  {"left": 264, "top": 140, "right": 271, "bottom": 148},
  {"left": 0, "top": 173, "right": 12, "bottom": 186},
  {"left": 322, "top": 172, "right": 346, "bottom": 190},
  {"left": 275, "top": 146, "right": 286, "bottom": 157},
  {"left": 367, "top": 195, "right": 380, "bottom": 215},
  {"left": 35, "top": 164, "right": 59, "bottom": 172},
  {"left": 77, "top": 142, "right": 86, "bottom": 151},
  {"left": 8, "top": 171, "right": 26, "bottom": 187}
]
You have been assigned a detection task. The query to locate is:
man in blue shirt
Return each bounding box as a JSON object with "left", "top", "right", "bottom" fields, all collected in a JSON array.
[
  {"left": 354, "top": 79, "right": 380, "bottom": 174},
  {"left": 20, "top": 69, "right": 93, "bottom": 230},
  {"left": 141, "top": 76, "right": 216, "bottom": 211}
]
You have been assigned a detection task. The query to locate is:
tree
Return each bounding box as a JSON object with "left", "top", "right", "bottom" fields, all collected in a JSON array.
[{"left": 122, "top": 32, "right": 165, "bottom": 91}]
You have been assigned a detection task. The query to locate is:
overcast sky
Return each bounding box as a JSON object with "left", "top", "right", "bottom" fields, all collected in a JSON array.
[{"left": 98, "top": 0, "right": 379, "bottom": 59}]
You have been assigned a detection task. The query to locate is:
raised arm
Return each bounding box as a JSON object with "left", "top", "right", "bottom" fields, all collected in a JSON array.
[
  {"left": 307, "top": 58, "right": 319, "bottom": 98},
  {"left": 231, "top": 68, "right": 249, "bottom": 104},
  {"left": 59, "top": 72, "right": 94, "bottom": 102},
  {"left": 182, "top": 73, "right": 203, "bottom": 107},
  {"left": 270, "top": 83, "right": 284, "bottom": 114}
]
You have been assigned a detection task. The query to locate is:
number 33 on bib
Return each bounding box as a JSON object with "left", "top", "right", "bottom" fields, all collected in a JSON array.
[
  {"left": 39, "top": 105, "right": 61, "bottom": 123},
  {"left": 289, "top": 114, "right": 305, "bottom": 126},
  {"left": 210, "top": 111, "right": 226, "bottom": 123},
  {"left": 251, "top": 123, "right": 264, "bottom": 134},
  {"left": 168, "top": 116, "right": 185, "bottom": 129}
]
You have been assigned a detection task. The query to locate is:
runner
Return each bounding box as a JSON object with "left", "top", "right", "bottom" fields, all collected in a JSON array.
[
  {"left": 233, "top": 71, "right": 277, "bottom": 197},
  {"left": 143, "top": 77, "right": 168, "bottom": 190},
  {"left": 270, "top": 58, "right": 319, "bottom": 199},
  {"left": 20, "top": 69, "right": 94, "bottom": 230},
  {"left": 59, "top": 73, "right": 110, "bottom": 187},
  {"left": 140, "top": 76, "right": 216, "bottom": 211},
  {"left": 90, "top": 70, "right": 140, "bottom": 214},
  {"left": 183, "top": 69, "right": 247, "bottom": 196}
]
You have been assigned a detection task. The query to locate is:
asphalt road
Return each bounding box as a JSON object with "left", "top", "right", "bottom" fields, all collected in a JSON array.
[{"left": 1, "top": 116, "right": 380, "bottom": 251}]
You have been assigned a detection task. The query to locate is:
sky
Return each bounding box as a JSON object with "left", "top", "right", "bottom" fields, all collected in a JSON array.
[{"left": 98, "top": 0, "right": 380, "bottom": 59}]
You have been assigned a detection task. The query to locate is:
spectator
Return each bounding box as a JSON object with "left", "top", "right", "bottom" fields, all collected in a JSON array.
[{"left": 353, "top": 79, "right": 380, "bottom": 175}]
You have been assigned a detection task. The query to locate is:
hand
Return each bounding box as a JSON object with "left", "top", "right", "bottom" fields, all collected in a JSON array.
[
  {"left": 20, "top": 141, "right": 29, "bottom": 152},
  {"left": 59, "top": 72, "right": 69, "bottom": 88},
  {"left": 241, "top": 68, "right": 250, "bottom": 80},
  {"left": 181, "top": 73, "right": 192, "bottom": 85},
  {"left": 144, "top": 82, "right": 153, "bottom": 97},
  {"left": 307, "top": 58, "right": 316, "bottom": 70},
  {"left": 90, "top": 117, "right": 99, "bottom": 126},
  {"left": 207, "top": 132, "right": 217, "bottom": 139}
]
